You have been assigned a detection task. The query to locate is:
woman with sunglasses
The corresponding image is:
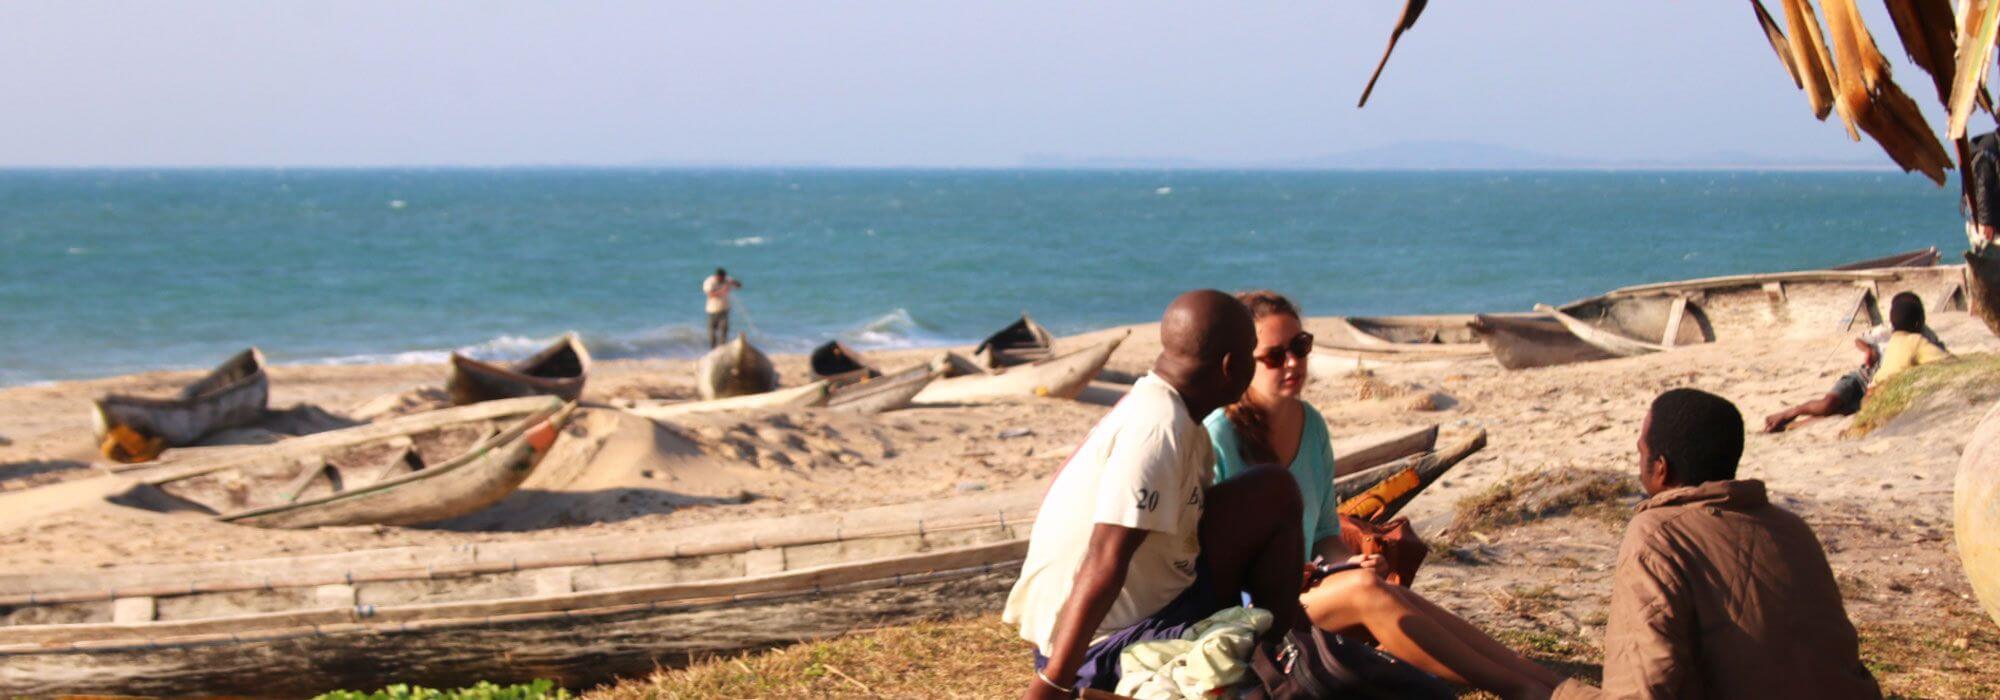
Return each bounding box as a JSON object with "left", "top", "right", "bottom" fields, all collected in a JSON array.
[{"left": 1207, "top": 291, "right": 1561, "bottom": 700}]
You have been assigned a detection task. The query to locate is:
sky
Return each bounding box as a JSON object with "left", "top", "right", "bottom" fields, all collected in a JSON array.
[{"left": 0, "top": 1, "right": 1973, "bottom": 168}]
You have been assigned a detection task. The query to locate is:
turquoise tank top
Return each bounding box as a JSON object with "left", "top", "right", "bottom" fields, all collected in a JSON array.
[{"left": 1204, "top": 402, "right": 1340, "bottom": 560}]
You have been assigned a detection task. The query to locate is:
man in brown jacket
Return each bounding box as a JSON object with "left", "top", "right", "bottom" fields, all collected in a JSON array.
[{"left": 1557, "top": 388, "right": 1880, "bottom": 699}]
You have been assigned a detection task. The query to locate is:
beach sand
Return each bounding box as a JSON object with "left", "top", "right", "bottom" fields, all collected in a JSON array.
[{"left": 1, "top": 314, "right": 1995, "bottom": 689}]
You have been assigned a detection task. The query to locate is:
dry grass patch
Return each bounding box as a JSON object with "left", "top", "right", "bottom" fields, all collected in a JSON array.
[
  {"left": 1847, "top": 352, "right": 2000, "bottom": 437},
  {"left": 1443, "top": 467, "right": 1639, "bottom": 548},
  {"left": 585, "top": 613, "right": 2000, "bottom": 699},
  {"left": 585, "top": 616, "right": 1027, "bottom": 699}
]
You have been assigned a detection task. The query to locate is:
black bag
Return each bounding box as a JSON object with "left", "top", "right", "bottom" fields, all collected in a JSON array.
[
  {"left": 1967, "top": 131, "right": 2000, "bottom": 231},
  {"left": 1243, "top": 627, "right": 1454, "bottom": 700}
]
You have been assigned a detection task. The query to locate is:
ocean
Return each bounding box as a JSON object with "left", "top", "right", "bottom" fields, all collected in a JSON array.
[{"left": 0, "top": 169, "right": 1969, "bottom": 386}]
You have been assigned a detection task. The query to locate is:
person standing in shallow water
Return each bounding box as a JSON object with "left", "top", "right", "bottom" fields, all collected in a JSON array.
[{"left": 702, "top": 268, "right": 741, "bottom": 348}]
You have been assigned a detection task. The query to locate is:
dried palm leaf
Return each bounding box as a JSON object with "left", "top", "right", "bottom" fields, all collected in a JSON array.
[
  {"left": 1884, "top": 0, "right": 1959, "bottom": 104},
  {"left": 1752, "top": 0, "right": 1805, "bottom": 88},
  {"left": 1949, "top": 0, "right": 2000, "bottom": 139},
  {"left": 1779, "top": 0, "right": 1857, "bottom": 139},
  {"left": 1357, "top": 0, "right": 1429, "bottom": 108},
  {"left": 1822, "top": 0, "right": 1952, "bottom": 183}
]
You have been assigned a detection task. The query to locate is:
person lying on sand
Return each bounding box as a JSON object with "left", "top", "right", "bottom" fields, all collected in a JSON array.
[
  {"left": 1006, "top": 290, "right": 1312, "bottom": 697},
  {"left": 1556, "top": 389, "right": 1881, "bottom": 699},
  {"left": 1208, "top": 290, "right": 1559, "bottom": 700},
  {"left": 1764, "top": 292, "right": 1951, "bottom": 433}
]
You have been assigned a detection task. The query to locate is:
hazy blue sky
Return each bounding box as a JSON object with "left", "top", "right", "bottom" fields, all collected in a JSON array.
[{"left": 0, "top": 1, "right": 1967, "bottom": 167}]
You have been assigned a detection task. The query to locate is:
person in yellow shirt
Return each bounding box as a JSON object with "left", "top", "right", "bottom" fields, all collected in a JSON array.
[
  {"left": 1765, "top": 292, "right": 1950, "bottom": 433},
  {"left": 1870, "top": 292, "right": 1952, "bottom": 386}
]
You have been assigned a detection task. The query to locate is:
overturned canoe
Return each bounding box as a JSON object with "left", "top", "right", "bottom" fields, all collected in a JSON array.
[
  {"left": 973, "top": 313, "right": 1056, "bottom": 369},
  {"left": 1473, "top": 293, "right": 1709, "bottom": 371},
  {"left": 695, "top": 335, "right": 779, "bottom": 400},
  {"left": 825, "top": 362, "right": 942, "bottom": 415},
  {"left": 0, "top": 488, "right": 1040, "bottom": 697},
  {"left": 1313, "top": 315, "right": 1490, "bottom": 363},
  {"left": 626, "top": 380, "right": 832, "bottom": 419},
  {"left": 916, "top": 333, "right": 1125, "bottom": 404},
  {"left": 92, "top": 348, "right": 270, "bottom": 463},
  {"left": 447, "top": 333, "right": 591, "bottom": 406},
  {"left": 809, "top": 340, "right": 879, "bottom": 385},
  {"left": 121, "top": 396, "right": 572, "bottom": 529}
]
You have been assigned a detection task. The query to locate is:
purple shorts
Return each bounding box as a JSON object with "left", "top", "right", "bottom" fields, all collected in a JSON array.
[{"left": 1032, "top": 557, "right": 1223, "bottom": 691}]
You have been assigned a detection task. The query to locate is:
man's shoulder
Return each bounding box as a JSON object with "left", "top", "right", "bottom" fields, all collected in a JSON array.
[{"left": 1117, "top": 376, "right": 1194, "bottom": 429}]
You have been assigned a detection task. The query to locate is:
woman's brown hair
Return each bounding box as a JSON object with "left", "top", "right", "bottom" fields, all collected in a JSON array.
[{"left": 1224, "top": 290, "right": 1301, "bottom": 465}]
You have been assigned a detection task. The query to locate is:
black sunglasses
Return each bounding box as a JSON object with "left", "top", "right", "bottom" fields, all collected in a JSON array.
[{"left": 1255, "top": 332, "right": 1314, "bottom": 368}]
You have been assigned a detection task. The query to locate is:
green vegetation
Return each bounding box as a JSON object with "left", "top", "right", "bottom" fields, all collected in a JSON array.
[
  {"left": 1847, "top": 352, "right": 2000, "bottom": 437},
  {"left": 317, "top": 680, "right": 569, "bottom": 700}
]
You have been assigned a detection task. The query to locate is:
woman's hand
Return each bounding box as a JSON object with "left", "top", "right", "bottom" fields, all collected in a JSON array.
[{"left": 1348, "top": 553, "right": 1389, "bottom": 579}]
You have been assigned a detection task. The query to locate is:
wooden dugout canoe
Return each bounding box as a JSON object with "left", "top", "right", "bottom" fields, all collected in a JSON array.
[
  {"left": 1473, "top": 295, "right": 1710, "bottom": 371},
  {"left": 1313, "top": 315, "right": 1490, "bottom": 363},
  {"left": 824, "top": 362, "right": 942, "bottom": 415},
  {"left": 915, "top": 333, "right": 1125, "bottom": 404},
  {"left": 0, "top": 489, "right": 1044, "bottom": 697},
  {"left": 695, "top": 335, "right": 780, "bottom": 400},
  {"left": 1830, "top": 246, "right": 1940, "bottom": 270},
  {"left": 446, "top": 332, "right": 591, "bottom": 406},
  {"left": 92, "top": 348, "right": 269, "bottom": 462},
  {"left": 625, "top": 380, "right": 833, "bottom": 419},
  {"left": 973, "top": 313, "right": 1056, "bottom": 369},
  {"left": 118, "top": 396, "right": 572, "bottom": 529},
  {"left": 1334, "top": 429, "right": 1487, "bottom": 522},
  {"left": 809, "top": 340, "right": 879, "bottom": 385},
  {"left": 1329, "top": 424, "right": 1440, "bottom": 477},
  {"left": 1604, "top": 265, "right": 1970, "bottom": 342}
]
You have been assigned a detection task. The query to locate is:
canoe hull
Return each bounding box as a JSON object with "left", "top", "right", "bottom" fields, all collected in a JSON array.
[
  {"left": 0, "top": 490, "right": 1038, "bottom": 696},
  {"left": 825, "top": 364, "right": 940, "bottom": 415},
  {"left": 221, "top": 403, "right": 572, "bottom": 529},
  {"left": 91, "top": 348, "right": 269, "bottom": 449},
  {"left": 1472, "top": 314, "right": 1616, "bottom": 370},
  {"left": 973, "top": 314, "right": 1056, "bottom": 369},
  {"left": 627, "top": 380, "right": 831, "bottom": 419},
  {"left": 695, "top": 336, "right": 779, "bottom": 400},
  {"left": 1313, "top": 316, "right": 1489, "bottom": 362},
  {"left": 0, "top": 561, "right": 1016, "bottom": 697},
  {"left": 1956, "top": 402, "right": 2000, "bottom": 630},
  {"left": 447, "top": 333, "right": 590, "bottom": 406},
  {"left": 916, "top": 334, "right": 1124, "bottom": 404}
]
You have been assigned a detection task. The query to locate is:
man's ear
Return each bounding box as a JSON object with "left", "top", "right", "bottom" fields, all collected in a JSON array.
[{"left": 1645, "top": 454, "right": 1672, "bottom": 489}]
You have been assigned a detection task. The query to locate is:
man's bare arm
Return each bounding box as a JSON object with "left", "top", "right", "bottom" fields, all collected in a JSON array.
[{"left": 1024, "top": 523, "right": 1148, "bottom": 699}]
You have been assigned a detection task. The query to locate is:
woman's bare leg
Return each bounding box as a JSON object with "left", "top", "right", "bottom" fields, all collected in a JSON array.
[
  {"left": 1302, "top": 570, "right": 1552, "bottom": 700},
  {"left": 1393, "top": 585, "right": 1564, "bottom": 687}
]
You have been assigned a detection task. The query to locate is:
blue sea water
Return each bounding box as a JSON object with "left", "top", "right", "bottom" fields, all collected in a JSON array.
[{"left": 0, "top": 169, "right": 1970, "bottom": 386}]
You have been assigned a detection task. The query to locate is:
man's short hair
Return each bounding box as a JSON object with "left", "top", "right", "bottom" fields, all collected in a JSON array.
[
  {"left": 1889, "top": 292, "right": 1925, "bottom": 333},
  {"left": 1645, "top": 388, "right": 1744, "bottom": 485}
]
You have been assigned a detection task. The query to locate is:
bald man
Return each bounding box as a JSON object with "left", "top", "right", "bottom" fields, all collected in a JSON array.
[{"left": 1007, "top": 290, "right": 1310, "bottom": 698}]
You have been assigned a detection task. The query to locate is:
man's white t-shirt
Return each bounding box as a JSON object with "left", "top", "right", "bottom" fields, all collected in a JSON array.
[
  {"left": 702, "top": 276, "right": 731, "bottom": 314},
  {"left": 1003, "top": 373, "right": 1214, "bottom": 653}
]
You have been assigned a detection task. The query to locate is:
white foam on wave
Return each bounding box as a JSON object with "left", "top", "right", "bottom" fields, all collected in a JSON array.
[{"left": 720, "top": 236, "right": 767, "bottom": 247}]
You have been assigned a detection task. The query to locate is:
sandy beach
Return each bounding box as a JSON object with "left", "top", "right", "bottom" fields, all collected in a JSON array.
[{"left": 2, "top": 311, "right": 1996, "bottom": 694}]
